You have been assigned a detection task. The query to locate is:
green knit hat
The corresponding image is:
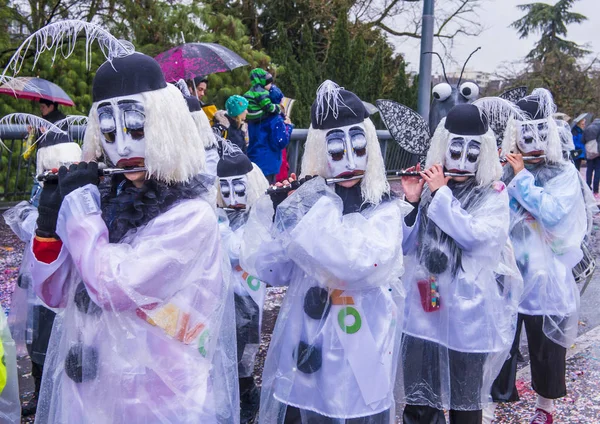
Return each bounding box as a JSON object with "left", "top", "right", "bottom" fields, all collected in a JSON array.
[{"left": 226, "top": 95, "right": 249, "bottom": 117}]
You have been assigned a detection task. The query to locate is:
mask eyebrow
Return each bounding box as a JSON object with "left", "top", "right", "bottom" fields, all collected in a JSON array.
[
  {"left": 326, "top": 129, "right": 345, "bottom": 138},
  {"left": 450, "top": 137, "right": 466, "bottom": 143},
  {"left": 349, "top": 126, "right": 365, "bottom": 133},
  {"left": 98, "top": 102, "right": 111, "bottom": 108},
  {"left": 117, "top": 100, "right": 140, "bottom": 105}
]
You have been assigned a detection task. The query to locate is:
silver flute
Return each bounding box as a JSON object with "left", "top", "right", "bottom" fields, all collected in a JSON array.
[
  {"left": 37, "top": 167, "right": 147, "bottom": 182},
  {"left": 266, "top": 170, "right": 476, "bottom": 195},
  {"left": 500, "top": 154, "right": 546, "bottom": 163}
]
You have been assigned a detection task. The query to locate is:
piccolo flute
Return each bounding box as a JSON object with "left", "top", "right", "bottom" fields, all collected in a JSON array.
[
  {"left": 37, "top": 167, "right": 147, "bottom": 182},
  {"left": 500, "top": 154, "right": 546, "bottom": 163},
  {"left": 266, "top": 170, "right": 476, "bottom": 195}
]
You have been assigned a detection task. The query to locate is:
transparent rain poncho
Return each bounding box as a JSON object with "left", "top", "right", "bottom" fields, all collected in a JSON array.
[
  {"left": 0, "top": 305, "right": 20, "bottom": 423},
  {"left": 217, "top": 208, "right": 267, "bottom": 378},
  {"left": 401, "top": 178, "right": 522, "bottom": 412},
  {"left": 503, "top": 162, "right": 588, "bottom": 348},
  {"left": 28, "top": 180, "right": 239, "bottom": 424},
  {"left": 241, "top": 178, "right": 407, "bottom": 423},
  {"left": 3, "top": 201, "right": 39, "bottom": 357}
]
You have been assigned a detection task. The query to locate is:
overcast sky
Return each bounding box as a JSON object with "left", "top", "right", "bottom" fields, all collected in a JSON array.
[{"left": 395, "top": 0, "right": 599, "bottom": 75}]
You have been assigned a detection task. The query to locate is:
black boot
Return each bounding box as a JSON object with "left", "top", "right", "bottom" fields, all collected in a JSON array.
[
  {"left": 240, "top": 377, "right": 260, "bottom": 424},
  {"left": 22, "top": 362, "right": 43, "bottom": 416}
]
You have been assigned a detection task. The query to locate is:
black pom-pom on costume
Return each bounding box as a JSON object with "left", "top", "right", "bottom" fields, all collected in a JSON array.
[
  {"left": 17, "top": 273, "right": 31, "bottom": 289},
  {"left": 74, "top": 282, "right": 103, "bottom": 316},
  {"left": 303, "top": 287, "right": 331, "bottom": 320},
  {"left": 424, "top": 248, "right": 449, "bottom": 275},
  {"left": 64, "top": 343, "right": 99, "bottom": 383},
  {"left": 295, "top": 341, "right": 322, "bottom": 374},
  {"left": 510, "top": 221, "right": 531, "bottom": 242}
]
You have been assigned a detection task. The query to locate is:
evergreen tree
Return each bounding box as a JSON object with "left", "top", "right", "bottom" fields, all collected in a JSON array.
[
  {"left": 512, "top": 0, "right": 588, "bottom": 60},
  {"left": 325, "top": 9, "right": 353, "bottom": 87}
]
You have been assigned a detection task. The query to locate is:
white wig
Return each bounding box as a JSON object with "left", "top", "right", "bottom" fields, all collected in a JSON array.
[
  {"left": 36, "top": 142, "right": 82, "bottom": 176},
  {"left": 191, "top": 109, "right": 218, "bottom": 150},
  {"left": 83, "top": 84, "right": 206, "bottom": 183},
  {"left": 300, "top": 117, "right": 389, "bottom": 205},
  {"left": 426, "top": 117, "right": 502, "bottom": 186},
  {"left": 500, "top": 116, "right": 563, "bottom": 164},
  {"left": 217, "top": 163, "right": 269, "bottom": 209}
]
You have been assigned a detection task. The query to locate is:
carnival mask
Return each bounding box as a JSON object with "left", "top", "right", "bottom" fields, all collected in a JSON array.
[
  {"left": 220, "top": 175, "right": 248, "bottom": 208},
  {"left": 325, "top": 123, "right": 368, "bottom": 179},
  {"left": 516, "top": 119, "right": 548, "bottom": 155},
  {"left": 97, "top": 94, "right": 146, "bottom": 168},
  {"left": 444, "top": 134, "right": 481, "bottom": 174}
]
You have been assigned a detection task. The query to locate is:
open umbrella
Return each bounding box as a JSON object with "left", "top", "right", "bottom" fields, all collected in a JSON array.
[
  {"left": 572, "top": 112, "right": 594, "bottom": 129},
  {"left": 155, "top": 43, "right": 249, "bottom": 82},
  {"left": 0, "top": 77, "right": 74, "bottom": 106}
]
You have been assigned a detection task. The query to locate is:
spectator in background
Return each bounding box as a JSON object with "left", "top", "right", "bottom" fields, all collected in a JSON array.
[
  {"left": 572, "top": 117, "right": 586, "bottom": 170},
  {"left": 39, "top": 99, "right": 66, "bottom": 123},
  {"left": 244, "top": 69, "right": 288, "bottom": 183},
  {"left": 584, "top": 118, "right": 600, "bottom": 199},
  {"left": 188, "top": 75, "right": 218, "bottom": 125},
  {"left": 267, "top": 85, "right": 293, "bottom": 182},
  {"left": 213, "top": 95, "right": 249, "bottom": 154},
  {"left": 187, "top": 75, "right": 208, "bottom": 104}
]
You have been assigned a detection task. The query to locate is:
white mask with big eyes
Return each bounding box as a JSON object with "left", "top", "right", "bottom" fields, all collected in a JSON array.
[
  {"left": 96, "top": 93, "right": 146, "bottom": 168},
  {"left": 219, "top": 175, "right": 248, "bottom": 208},
  {"left": 516, "top": 118, "right": 549, "bottom": 154},
  {"left": 444, "top": 134, "right": 481, "bottom": 174},
  {"left": 325, "top": 123, "right": 368, "bottom": 179}
]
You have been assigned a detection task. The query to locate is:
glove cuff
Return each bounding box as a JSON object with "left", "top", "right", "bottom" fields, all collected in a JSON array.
[{"left": 36, "top": 205, "right": 59, "bottom": 237}]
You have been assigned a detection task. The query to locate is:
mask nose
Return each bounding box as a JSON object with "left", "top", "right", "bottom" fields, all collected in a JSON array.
[
  {"left": 345, "top": 136, "right": 356, "bottom": 170},
  {"left": 116, "top": 132, "right": 132, "bottom": 157},
  {"left": 457, "top": 151, "right": 468, "bottom": 170}
]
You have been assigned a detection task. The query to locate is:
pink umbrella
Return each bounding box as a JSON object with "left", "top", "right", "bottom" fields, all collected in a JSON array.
[
  {"left": 0, "top": 77, "right": 75, "bottom": 106},
  {"left": 155, "top": 43, "right": 248, "bottom": 82},
  {"left": 155, "top": 43, "right": 249, "bottom": 82}
]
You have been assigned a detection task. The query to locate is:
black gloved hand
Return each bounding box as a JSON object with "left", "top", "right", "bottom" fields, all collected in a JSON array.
[
  {"left": 58, "top": 162, "right": 100, "bottom": 200},
  {"left": 35, "top": 180, "right": 62, "bottom": 238},
  {"left": 268, "top": 175, "right": 316, "bottom": 220}
]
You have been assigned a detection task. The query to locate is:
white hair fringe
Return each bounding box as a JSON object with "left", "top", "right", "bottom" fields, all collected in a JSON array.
[
  {"left": 83, "top": 84, "right": 206, "bottom": 183},
  {"left": 501, "top": 116, "right": 563, "bottom": 164},
  {"left": 300, "top": 117, "right": 389, "bottom": 205},
  {"left": 1, "top": 19, "right": 134, "bottom": 80},
  {"left": 191, "top": 110, "right": 218, "bottom": 149},
  {"left": 36, "top": 142, "right": 82, "bottom": 176},
  {"left": 426, "top": 118, "right": 502, "bottom": 186},
  {"left": 216, "top": 163, "right": 269, "bottom": 209},
  {"left": 530, "top": 88, "right": 557, "bottom": 119}
]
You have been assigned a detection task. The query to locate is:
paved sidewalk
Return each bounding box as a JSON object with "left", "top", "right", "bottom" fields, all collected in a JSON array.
[{"left": 495, "top": 326, "right": 600, "bottom": 423}]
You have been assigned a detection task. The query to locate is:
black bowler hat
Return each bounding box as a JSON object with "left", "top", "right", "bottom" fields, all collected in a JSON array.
[
  {"left": 310, "top": 81, "right": 369, "bottom": 130},
  {"left": 92, "top": 53, "right": 167, "bottom": 102},
  {"left": 444, "top": 103, "right": 489, "bottom": 136}
]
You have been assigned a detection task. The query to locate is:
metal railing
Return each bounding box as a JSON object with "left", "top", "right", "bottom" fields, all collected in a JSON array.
[{"left": 1, "top": 125, "right": 414, "bottom": 201}]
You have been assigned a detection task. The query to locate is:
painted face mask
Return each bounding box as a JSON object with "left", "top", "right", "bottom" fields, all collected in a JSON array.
[
  {"left": 97, "top": 93, "right": 146, "bottom": 168},
  {"left": 325, "top": 123, "right": 368, "bottom": 178},
  {"left": 516, "top": 118, "right": 549, "bottom": 154},
  {"left": 219, "top": 175, "right": 248, "bottom": 208},
  {"left": 444, "top": 134, "right": 481, "bottom": 174}
]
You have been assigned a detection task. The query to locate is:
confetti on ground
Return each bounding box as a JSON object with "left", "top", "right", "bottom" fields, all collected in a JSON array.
[{"left": 2, "top": 183, "right": 600, "bottom": 424}]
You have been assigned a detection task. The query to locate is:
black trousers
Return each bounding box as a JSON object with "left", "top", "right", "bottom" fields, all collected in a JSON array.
[
  {"left": 283, "top": 405, "right": 390, "bottom": 424},
  {"left": 402, "top": 335, "right": 485, "bottom": 424},
  {"left": 402, "top": 405, "right": 482, "bottom": 424},
  {"left": 491, "top": 314, "right": 567, "bottom": 402}
]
